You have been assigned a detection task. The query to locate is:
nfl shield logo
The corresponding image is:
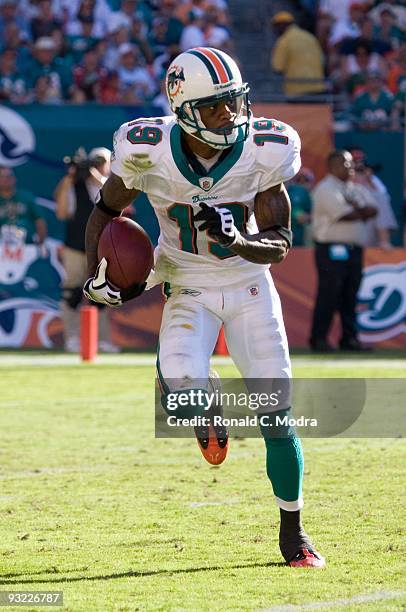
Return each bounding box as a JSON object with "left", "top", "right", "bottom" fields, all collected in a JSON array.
[
  {"left": 249, "top": 286, "right": 259, "bottom": 296},
  {"left": 199, "top": 177, "right": 214, "bottom": 191}
]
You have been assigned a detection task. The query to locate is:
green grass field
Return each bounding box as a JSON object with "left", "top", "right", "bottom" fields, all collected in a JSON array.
[{"left": 0, "top": 353, "right": 405, "bottom": 611}]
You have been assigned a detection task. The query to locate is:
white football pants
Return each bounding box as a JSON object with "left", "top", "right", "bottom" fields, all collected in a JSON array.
[{"left": 158, "top": 269, "right": 291, "bottom": 381}]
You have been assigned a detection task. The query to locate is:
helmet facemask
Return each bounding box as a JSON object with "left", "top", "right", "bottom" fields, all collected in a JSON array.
[{"left": 177, "top": 85, "right": 251, "bottom": 149}]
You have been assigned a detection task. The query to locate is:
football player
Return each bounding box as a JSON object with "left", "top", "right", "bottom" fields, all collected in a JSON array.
[{"left": 83, "top": 47, "right": 325, "bottom": 568}]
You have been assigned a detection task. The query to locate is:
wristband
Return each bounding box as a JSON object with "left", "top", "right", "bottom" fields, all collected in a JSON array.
[
  {"left": 262, "top": 224, "right": 293, "bottom": 249},
  {"left": 95, "top": 191, "right": 121, "bottom": 217}
]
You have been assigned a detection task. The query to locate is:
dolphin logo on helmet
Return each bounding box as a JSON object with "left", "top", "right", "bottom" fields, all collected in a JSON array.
[
  {"left": 165, "top": 47, "right": 251, "bottom": 149},
  {"left": 167, "top": 65, "right": 185, "bottom": 102}
]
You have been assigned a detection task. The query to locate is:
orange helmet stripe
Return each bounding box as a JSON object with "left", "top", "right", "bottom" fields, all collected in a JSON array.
[{"left": 195, "top": 47, "right": 230, "bottom": 84}]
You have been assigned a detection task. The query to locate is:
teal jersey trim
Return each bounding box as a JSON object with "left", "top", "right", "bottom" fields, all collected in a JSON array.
[{"left": 169, "top": 124, "right": 244, "bottom": 189}]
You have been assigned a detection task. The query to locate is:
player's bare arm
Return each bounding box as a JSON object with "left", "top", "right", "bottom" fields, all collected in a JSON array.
[
  {"left": 230, "top": 182, "right": 291, "bottom": 263},
  {"left": 85, "top": 173, "right": 140, "bottom": 275}
]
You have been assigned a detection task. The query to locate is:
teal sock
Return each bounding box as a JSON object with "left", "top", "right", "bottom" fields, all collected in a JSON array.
[{"left": 264, "top": 435, "right": 304, "bottom": 503}]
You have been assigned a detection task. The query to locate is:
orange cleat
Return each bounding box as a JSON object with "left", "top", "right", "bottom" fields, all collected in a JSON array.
[
  {"left": 289, "top": 548, "right": 326, "bottom": 568},
  {"left": 195, "top": 422, "right": 229, "bottom": 465},
  {"left": 194, "top": 369, "right": 229, "bottom": 465}
]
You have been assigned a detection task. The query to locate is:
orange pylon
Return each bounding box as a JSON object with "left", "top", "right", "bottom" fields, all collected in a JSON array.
[
  {"left": 215, "top": 326, "right": 229, "bottom": 355},
  {"left": 80, "top": 306, "right": 98, "bottom": 362}
]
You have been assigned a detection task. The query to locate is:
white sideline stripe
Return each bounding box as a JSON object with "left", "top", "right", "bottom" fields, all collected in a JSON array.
[
  {"left": 293, "top": 359, "right": 406, "bottom": 369},
  {"left": 0, "top": 354, "right": 405, "bottom": 368},
  {"left": 0, "top": 354, "right": 158, "bottom": 367},
  {"left": 261, "top": 590, "right": 406, "bottom": 611}
]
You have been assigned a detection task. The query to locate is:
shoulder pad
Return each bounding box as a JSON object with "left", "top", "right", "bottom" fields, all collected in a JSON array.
[
  {"left": 111, "top": 116, "right": 173, "bottom": 190},
  {"left": 250, "top": 117, "right": 301, "bottom": 191}
]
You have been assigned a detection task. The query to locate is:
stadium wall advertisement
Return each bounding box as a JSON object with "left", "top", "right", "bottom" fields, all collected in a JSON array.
[
  {"left": 1, "top": 245, "right": 405, "bottom": 349},
  {"left": 0, "top": 104, "right": 405, "bottom": 349}
]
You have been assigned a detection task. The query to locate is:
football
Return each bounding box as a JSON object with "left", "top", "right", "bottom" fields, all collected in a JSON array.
[{"left": 97, "top": 216, "right": 154, "bottom": 289}]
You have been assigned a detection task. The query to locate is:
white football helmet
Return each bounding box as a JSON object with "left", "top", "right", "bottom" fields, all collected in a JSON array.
[{"left": 166, "top": 47, "right": 250, "bottom": 149}]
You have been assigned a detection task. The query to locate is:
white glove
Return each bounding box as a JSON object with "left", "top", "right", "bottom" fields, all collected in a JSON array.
[
  {"left": 83, "top": 258, "right": 122, "bottom": 307},
  {"left": 83, "top": 257, "right": 146, "bottom": 307}
]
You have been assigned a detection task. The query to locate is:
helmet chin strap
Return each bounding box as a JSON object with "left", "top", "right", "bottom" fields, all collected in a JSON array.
[{"left": 185, "top": 128, "right": 232, "bottom": 150}]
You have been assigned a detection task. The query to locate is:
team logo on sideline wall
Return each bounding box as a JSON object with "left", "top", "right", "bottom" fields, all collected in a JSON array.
[
  {"left": 0, "top": 298, "right": 59, "bottom": 347},
  {"left": 0, "top": 237, "right": 64, "bottom": 348},
  {"left": 357, "top": 262, "right": 406, "bottom": 342},
  {"left": 0, "top": 106, "right": 36, "bottom": 167}
]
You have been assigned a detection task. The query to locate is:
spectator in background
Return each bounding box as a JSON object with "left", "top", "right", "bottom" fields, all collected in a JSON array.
[
  {"left": 0, "top": 166, "right": 47, "bottom": 254},
  {"left": 65, "top": 0, "right": 104, "bottom": 38},
  {"left": 0, "top": 48, "right": 29, "bottom": 102},
  {"left": 0, "top": 0, "right": 30, "bottom": 42},
  {"left": 0, "top": 0, "right": 233, "bottom": 105},
  {"left": 203, "top": 4, "right": 231, "bottom": 51},
  {"left": 319, "top": 0, "right": 370, "bottom": 32},
  {"left": 148, "top": 16, "right": 171, "bottom": 58},
  {"left": 55, "top": 0, "right": 112, "bottom": 33},
  {"left": 326, "top": 2, "right": 370, "bottom": 76},
  {"left": 339, "top": 16, "right": 393, "bottom": 57},
  {"left": 66, "top": 15, "right": 100, "bottom": 64},
  {"left": 1, "top": 22, "right": 31, "bottom": 72},
  {"left": 32, "top": 73, "right": 64, "bottom": 102},
  {"left": 106, "top": 0, "right": 140, "bottom": 33},
  {"left": 152, "top": 43, "right": 179, "bottom": 81},
  {"left": 369, "top": 1, "right": 406, "bottom": 31},
  {"left": 372, "top": 4, "right": 405, "bottom": 49},
  {"left": 350, "top": 147, "right": 398, "bottom": 248},
  {"left": 316, "top": 5, "right": 335, "bottom": 57},
  {"left": 287, "top": 167, "right": 315, "bottom": 247},
  {"left": 350, "top": 70, "right": 394, "bottom": 129},
  {"left": 387, "top": 42, "right": 406, "bottom": 94},
  {"left": 103, "top": 25, "right": 130, "bottom": 71},
  {"left": 391, "top": 78, "right": 406, "bottom": 129},
  {"left": 74, "top": 47, "right": 107, "bottom": 100},
  {"left": 92, "top": 35, "right": 108, "bottom": 63},
  {"left": 49, "top": 26, "right": 69, "bottom": 60},
  {"left": 328, "top": 2, "right": 368, "bottom": 49},
  {"left": 130, "top": 13, "right": 153, "bottom": 64},
  {"left": 117, "top": 42, "right": 155, "bottom": 103},
  {"left": 339, "top": 39, "right": 387, "bottom": 96},
  {"left": 155, "top": 0, "right": 184, "bottom": 46},
  {"left": 30, "top": 0, "right": 60, "bottom": 41},
  {"left": 310, "top": 150, "right": 377, "bottom": 352},
  {"left": 175, "top": 0, "right": 207, "bottom": 24},
  {"left": 25, "top": 36, "right": 73, "bottom": 100},
  {"left": 114, "top": 0, "right": 138, "bottom": 27},
  {"left": 55, "top": 147, "right": 117, "bottom": 353},
  {"left": 179, "top": 13, "right": 205, "bottom": 51},
  {"left": 16, "top": 0, "right": 40, "bottom": 22},
  {"left": 98, "top": 68, "right": 120, "bottom": 103},
  {"left": 270, "top": 11, "right": 325, "bottom": 96}
]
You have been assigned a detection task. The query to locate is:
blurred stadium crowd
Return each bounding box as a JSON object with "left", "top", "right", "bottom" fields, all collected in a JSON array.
[
  {"left": 1, "top": 0, "right": 405, "bottom": 131},
  {"left": 288, "top": 0, "right": 406, "bottom": 128},
  {"left": 0, "top": 0, "right": 232, "bottom": 106}
]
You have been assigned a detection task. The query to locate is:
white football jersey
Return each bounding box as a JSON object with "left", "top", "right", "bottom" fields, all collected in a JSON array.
[{"left": 111, "top": 115, "right": 301, "bottom": 288}]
